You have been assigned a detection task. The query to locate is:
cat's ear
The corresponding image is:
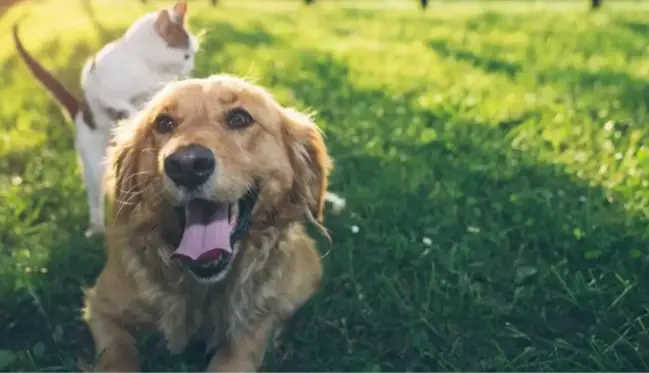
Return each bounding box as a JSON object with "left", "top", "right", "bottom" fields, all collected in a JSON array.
[
  {"left": 172, "top": 0, "right": 187, "bottom": 24},
  {"left": 155, "top": 9, "right": 172, "bottom": 35}
]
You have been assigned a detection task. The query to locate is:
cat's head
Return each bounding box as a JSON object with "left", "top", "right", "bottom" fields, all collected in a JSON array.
[{"left": 124, "top": 0, "right": 198, "bottom": 78}]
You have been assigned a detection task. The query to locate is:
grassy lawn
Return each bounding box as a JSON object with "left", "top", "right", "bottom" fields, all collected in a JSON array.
[{"left": 2, "top": 0, "right": 649, "bottom": 371}]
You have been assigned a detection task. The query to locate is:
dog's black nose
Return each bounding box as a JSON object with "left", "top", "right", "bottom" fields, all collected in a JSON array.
[{"left": 164, "top": 144, "right": 216, "bottom": 189}]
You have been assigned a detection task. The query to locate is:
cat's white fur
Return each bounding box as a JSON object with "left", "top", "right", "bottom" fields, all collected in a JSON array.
[
  {"left": 13, "top": 0, "right": 198, "bottom": 235},
  {"left": 78, "top": 3, "right": 198, "bottom": 234}
]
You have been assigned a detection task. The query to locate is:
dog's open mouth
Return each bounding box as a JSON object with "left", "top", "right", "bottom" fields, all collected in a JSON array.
[{"left": 172, "top": 189, "right": 258, "bottom": 280}]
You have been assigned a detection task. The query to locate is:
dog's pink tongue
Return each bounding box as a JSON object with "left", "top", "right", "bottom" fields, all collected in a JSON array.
[{"left": 171, "top": 200, "right": 232, "bottom": 261}]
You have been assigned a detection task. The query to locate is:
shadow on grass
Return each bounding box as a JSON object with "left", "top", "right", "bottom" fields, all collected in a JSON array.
[
  {"left": 616, "top": 19, "right": 649, "bottom": 39},
  {"left": 190, "top": 19, "right": 278, "bottom": 78},
  {"left": 191, "top": 18, "right": 277, "bottom": 48},
  {"left": 255, "top": 50, "right": 649, "bottom": 371},
  {"left": 79, "top": 0, "right": 116, "bottom": 44},
  {"left": 428, "top": 36, "right": 649, "bottom": 131},
  {"left": 428, "top": 39, "right": 520, "bottom": 78}
]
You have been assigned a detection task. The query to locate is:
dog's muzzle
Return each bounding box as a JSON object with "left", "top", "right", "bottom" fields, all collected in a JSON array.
[{"left": 171, "top": 186, "right": 259, "bottom": 282}]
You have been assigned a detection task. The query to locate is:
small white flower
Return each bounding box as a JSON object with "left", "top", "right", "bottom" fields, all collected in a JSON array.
[
  {"left": 351, "top": 225, "right": 359, "bottom": 234},
  {"left": 422, "top": 237, "right": 432, "bottom": 246}
]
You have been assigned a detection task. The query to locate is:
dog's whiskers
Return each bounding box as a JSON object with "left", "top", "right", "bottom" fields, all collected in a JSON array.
[
  {"left": 115, "top": 187, "right": 142, "bottom": 217},
  {"left": 114, "top": 175, "right": 155, "bottom": 215},
  {"left": 115, "top": 181, "right": 165, "bottom": 220},
  {"left": 115, "top": 171, "right": 155, "bottom": 197},
  {"left": 122, "top": 170, "right": 154, "bottom": 181}
]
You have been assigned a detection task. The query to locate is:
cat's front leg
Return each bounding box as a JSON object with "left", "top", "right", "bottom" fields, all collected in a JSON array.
[{"left": 76, "top": 116, "right": 109, "bottom": 236}]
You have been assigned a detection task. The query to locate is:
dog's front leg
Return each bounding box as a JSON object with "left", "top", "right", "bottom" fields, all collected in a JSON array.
[
  {"left": 85, "top": 309, "right": 141, "bottom": 372},
  {"left": 206, "top": 317, "right": 276, "bottom": 372}
]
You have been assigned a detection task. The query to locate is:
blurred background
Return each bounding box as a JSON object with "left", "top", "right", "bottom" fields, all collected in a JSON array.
[{"left": 2, "top": 0, "right": 649, "bottom": 372}]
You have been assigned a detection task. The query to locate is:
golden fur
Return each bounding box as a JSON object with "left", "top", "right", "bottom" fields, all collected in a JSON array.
[{"left": 82, "top": 74, "right": 332, "bottom": 372}]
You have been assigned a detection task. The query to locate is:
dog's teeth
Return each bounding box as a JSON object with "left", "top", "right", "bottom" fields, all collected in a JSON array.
[{"left": 202, "top": 257, "right": 223, "bottom": 268}]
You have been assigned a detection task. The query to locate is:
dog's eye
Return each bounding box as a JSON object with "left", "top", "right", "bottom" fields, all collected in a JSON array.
[
  {"left": 154, "top": 114, "right": 175, "bottom": 134},
  {"left": 226, "top": 108, "right": 254, "bottom": 129}
]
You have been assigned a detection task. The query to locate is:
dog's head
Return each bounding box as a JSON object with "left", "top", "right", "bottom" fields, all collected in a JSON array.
[{"left": 106, "top": 74, "right": 331, "bottom": 283}]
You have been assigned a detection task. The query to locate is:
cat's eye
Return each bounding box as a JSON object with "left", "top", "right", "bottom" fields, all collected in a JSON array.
[
  {"left": 184, "top": 53, "right": 190, "bottom": 60},
  {"left": 154, "top": 114, "right": 175, "bottom": 134},
  {"left": 226, "top": 108, "right": 254, "bottom": 129}
]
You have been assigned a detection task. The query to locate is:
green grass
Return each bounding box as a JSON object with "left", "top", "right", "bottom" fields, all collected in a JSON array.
[{"left": 2, "top": 0, "right": 649, "bottom": 371}]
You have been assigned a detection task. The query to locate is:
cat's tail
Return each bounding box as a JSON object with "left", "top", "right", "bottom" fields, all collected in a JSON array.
[{"left": 12, "top": 22, "right": 80, "bottom": 121}]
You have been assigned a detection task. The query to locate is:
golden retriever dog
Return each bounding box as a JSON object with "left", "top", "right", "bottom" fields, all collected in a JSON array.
[{"left": 82, "top": 74, "right": 332, "bottom": 372}]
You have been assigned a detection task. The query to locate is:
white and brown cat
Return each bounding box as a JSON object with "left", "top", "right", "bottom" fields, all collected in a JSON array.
[{"left": 13, "top": 0, "right": 199, "bottom": 235}]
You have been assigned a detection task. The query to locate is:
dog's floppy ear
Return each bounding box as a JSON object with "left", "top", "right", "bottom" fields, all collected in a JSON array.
[{"left": 282, "top": 108, "right": 332, "bottom": 223}]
